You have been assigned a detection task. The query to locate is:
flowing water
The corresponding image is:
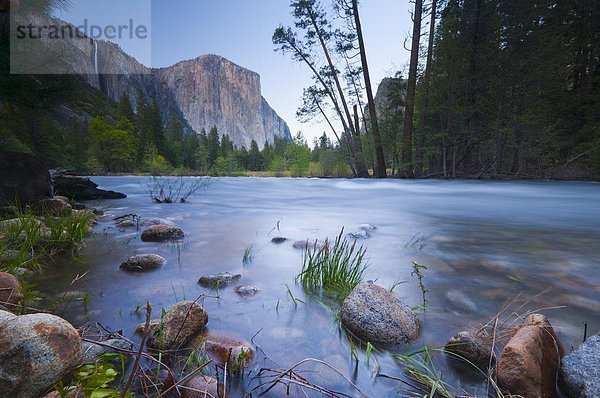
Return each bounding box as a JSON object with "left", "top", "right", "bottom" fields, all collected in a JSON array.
[{"left": 33, "top": 177, "right": 600, "bottom": 397}]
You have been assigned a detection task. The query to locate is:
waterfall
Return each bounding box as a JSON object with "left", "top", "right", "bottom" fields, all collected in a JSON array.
[{"left": 93, "top": 40, "right": 99, "bottom": 77}]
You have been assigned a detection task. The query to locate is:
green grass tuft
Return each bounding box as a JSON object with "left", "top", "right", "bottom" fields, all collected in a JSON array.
[{"left": 296, "top": 229, "right": 368, "bottom": 299}]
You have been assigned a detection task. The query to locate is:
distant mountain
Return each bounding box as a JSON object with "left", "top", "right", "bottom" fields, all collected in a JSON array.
[{"left": 12, "top": 14, "right": 291, "bottom": 148}]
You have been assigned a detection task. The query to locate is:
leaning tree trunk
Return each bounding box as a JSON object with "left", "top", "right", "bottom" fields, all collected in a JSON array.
[
  {"left": 353, "top": 0, "right": 386, "bottom": 178},
  {"left": 401, "top": 0, "right": 424, "bottom": 177}
]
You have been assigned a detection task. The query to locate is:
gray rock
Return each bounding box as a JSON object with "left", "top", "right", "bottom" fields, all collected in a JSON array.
[
  {"left": 81, "top": 338, "right": 133, "bottom": 364},
  {"left": 198, "top": 272, "right": 241, "bottom": 288},
  {"left": 120, "top": 254, "right": 166, "bottom": 272},
  {"left": 0, "top": 311, "right": 83, "bottom": 398},
  {"left": 559, "top": 334, "right": 600, "bottom": 398},
  {"left": 140, "top": 224, "right": 184, "bottom": 242},
  {"left": 235, "top": 285, "right": 260, "bottom": 297},
  {"left": 340, "top": 283, "right": 420, "bottom": 344},
  {"left": 445, "top": 331, "right": 495, "bottom": 369},
  {"left": 147, "top": 301, "right": 208, "bottom": 351}
]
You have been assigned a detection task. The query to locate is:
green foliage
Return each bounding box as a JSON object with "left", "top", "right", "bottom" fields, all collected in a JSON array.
[
  {"left": 411, "top": 262, "right": 429, "bottom": 311},
  {"left": 393, "top": 347, "right": 456, "bottom": 398},
  {"left": 56, "top": 354, "right": 132, "bottom": 398},
  {"left": 297, "top": 230, "right": 369, "bottom": 299},
  {"left": 285, "top": 133, "right": 312, "bottom": 177},
  {"left": 0, "top": 207, "right": 95, "bottom": 275}
]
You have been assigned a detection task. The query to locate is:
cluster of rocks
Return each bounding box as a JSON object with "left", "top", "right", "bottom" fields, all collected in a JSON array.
[{"left": 444, "top": 314, "right": 599, "bottom": 398}]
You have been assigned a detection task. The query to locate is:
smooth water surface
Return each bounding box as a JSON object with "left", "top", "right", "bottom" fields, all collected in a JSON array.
[{"left": 34, "top": 177, "right": 600, "bottom": 396}]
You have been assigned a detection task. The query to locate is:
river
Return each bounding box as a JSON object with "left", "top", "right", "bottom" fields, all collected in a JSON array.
[{"left": 33, "top": 177, "right": 600, "bottom": 397}]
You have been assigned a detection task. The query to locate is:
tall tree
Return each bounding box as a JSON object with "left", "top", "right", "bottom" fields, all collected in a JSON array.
[
  {"left": 415, "top": 0, "right": 437, "bottom": 177},
  {"left": 401, "top": 0, "right": 424, "bottom": 177},
  {"left": 351, "top": 0, "right": 387, "bottom": 177}
]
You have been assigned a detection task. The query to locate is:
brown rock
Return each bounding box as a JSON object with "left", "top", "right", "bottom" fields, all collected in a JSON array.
[
  {"left": 0, "top": 272, "right": 22, "bottom": 307},
  {"left": 192, "top": 332, "right": 254, "bottom": 371},
  {"left": 497, "top": 314, "right": 563, "bottom": 398}
]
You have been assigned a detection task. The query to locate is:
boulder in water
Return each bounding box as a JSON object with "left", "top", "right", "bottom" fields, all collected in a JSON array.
[
  {"left": 140, "top": 224, "right": 184, "bottom": 242},
  {"left": 340, "top": 283, "right": 420, "bottom": 344},
  {"left": 198, "top": 272, "right": 241, "bottom": 288},
  {"left": 120, "top": 254, "right": 166, "bottom": 272}
]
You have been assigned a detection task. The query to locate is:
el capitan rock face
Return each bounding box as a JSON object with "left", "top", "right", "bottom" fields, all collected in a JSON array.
[{"left": 93, "top": 42, "right": 291, "bottom": 149}]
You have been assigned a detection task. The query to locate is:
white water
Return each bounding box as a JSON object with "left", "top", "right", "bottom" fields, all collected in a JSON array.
[{"left": 93, "top": 40, "right": 99, "bottom": 78}]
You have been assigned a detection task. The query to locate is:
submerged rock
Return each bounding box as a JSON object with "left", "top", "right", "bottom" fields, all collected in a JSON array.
[
  {"left": 340, "top": 283, "right": 420, "bottom": 345},
  {"left": 235, "top": 285, "right": 260, "bottom": 297},
  {"left": 116, "top": 219, "right": 136, "bottom": 228},
  {"left": 147, "top": 301, "right": 208, "bottom": 351},
  {"left": 198, "top": 272, "right": 241, "bottom": 288},
  {"left": 445, "top": 331, "right": 494, "bottom": 369},
  {"left": 446, "top": 289, "right": 479, "bottom": 313},
  {"left": 120, "top": 254, "right": 166, "bottom": 272},
  {"left": 140, "top": 218, "right": 175, "bottom": 227},
  {"left": 497, "top": 314, "right": 563, "bottom": 398},
  {"left": 81, "top": 338, "right": 133, "bottom": 364},
  {"left": 559, "top": 333, "right": 600, "bottom": 398},
  {"left": 140, "top": 224, "right": 184, "bottom": 242},
  {"left": 359, "top": 224, "right": 377, "bottom": 231},
  {"left": 0, "top": 311, "right": 83, "bottom": 398},
  {"left": 348, "top": 230, "right": 370, "bottom": 239},
  {"left": 271, "top": 236, "right": 288, "bottom": 244},
  {"left": 292, "top": 239, "right": 324, "bottom": 250},
  {"left": 0, "top": 272, "right": 22, "bottom": 307},
  {"left": 192, "top": 332, "right": 254, "bottom": 370},
  {"left": 182, "top": 375, "right": 221, "bottom": 398}
]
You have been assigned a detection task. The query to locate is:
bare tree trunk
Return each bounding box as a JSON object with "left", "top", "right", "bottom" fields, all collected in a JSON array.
[
  {"left": 401, "top": 0, "right": 424, "bottom": 177},
  {"left": 415, "top": 0, "right": 437, "bottom": 177},
  {"left": 352, "top": 0, "right": 386, "bottom": 178}
]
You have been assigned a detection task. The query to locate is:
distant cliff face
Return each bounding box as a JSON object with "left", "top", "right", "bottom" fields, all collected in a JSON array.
[{"left": 92, "top": 43, "right": 291, "bottom": 148}]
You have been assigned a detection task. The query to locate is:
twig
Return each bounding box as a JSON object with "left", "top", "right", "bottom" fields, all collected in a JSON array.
[{"left": 121, "top": 301, "right": 152, "bottom": 398}]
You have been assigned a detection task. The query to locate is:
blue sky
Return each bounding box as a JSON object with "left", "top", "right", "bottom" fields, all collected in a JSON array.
[{"left": 55, "top": 0, "right": 412, "bottom": 142}]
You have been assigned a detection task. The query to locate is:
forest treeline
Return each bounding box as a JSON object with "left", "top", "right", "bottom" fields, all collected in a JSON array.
[
  {"left": 275, "top": 0, "right": 600, "bottom": 179},
  {"left": 1, "top": 0, "right": 599, "bottom": 179}
]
